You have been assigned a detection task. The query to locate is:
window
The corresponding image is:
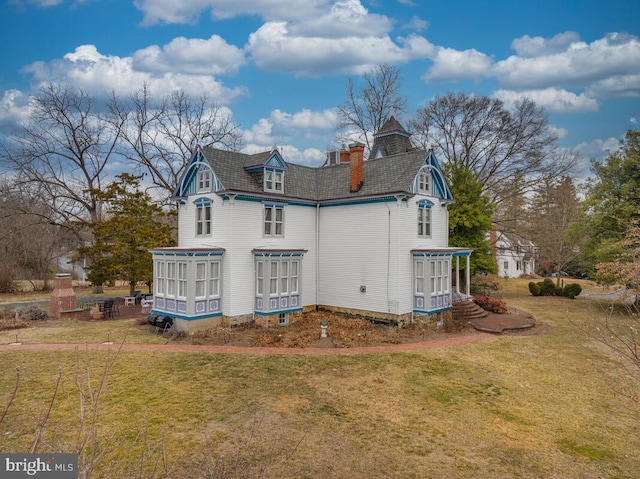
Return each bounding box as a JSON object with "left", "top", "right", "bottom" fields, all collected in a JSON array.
[
  {"left": 254, "top": 255, "right": 303, "bottom": 313},
  {"left": 256, "top": 261, "right": 264, "bottom": 296},
  {"left": 264, "top": 169, "right": 284, "bottom": 192},
  {"left": 418, "top": 172, "right": 431, "bottom": 194},
  {"left": 280, "top": 261, "right": 289, "bottom": 294},
  {"left": 418, "top": 207, "right": 431, "bottom": 237},
  {"left": 156, "top": 261, "right": 165, "bottom": 296},
  {"left": 290, "top": 260, "right": 299, "bottom": 294},
  {"left": 196, "top": 204, "right": 211, "bottom": 236},
  {"left": 167, "top": 261, "right": 176, "bottom": 297},
  {"left": 415, "top": 260, "right": 424, "bottom": 294},
  {"left": 195, "top": 262, "right": 206, "bottom": 298},
  {"left": 264, "top": 205, "right": 284, "bottom": 236},
  {"left": 197, "top": 169, "right": 211, "bottom": 192},
  {"left": 504, "top": 261, "right": 509, "bottom": 270},
  {"left": 278, "top": 312, "right": 289, "bottom": 325},
  {"left": 209, "top": 261, "right": 220, "bottom": 297},
  {"left": 177, "top": 262, "right": 187, "bottom": 299},
  {"left": 270, "top": 262, "right": 279, "bottom": 295}
]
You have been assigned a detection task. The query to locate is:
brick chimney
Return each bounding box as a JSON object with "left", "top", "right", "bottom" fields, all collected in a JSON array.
[
  {"left": 349, "top": 142, "right": 364, "bottom": 193},
  {"left": 49, "top": 273, "right": 77, "bottom": 319}
]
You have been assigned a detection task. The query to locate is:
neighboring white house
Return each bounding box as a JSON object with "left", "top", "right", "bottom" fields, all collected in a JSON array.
[
  {"left": 492, "top": 230, "right": 536, "bottom": 278},
  {"left": 151, "top": 117, "right": 472, "bottom": 332}
]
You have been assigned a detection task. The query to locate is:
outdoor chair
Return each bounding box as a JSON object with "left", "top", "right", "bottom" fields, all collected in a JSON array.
[
  {"left": 101, "top": 299, "right": 114, "bottom": 318},
  {"left": 141, "top": 297, "right": 153, "bottom": 314}
]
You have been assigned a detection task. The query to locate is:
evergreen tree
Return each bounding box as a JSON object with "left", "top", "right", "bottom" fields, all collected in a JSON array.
[
  {"left": 578, "top": 130, "right": 640, "bottom": 274},
  {"left": 78, "top": 174, "right": 175, "bottom": 295},
  {"left": 446, "top": 164, "right": 496, "bottom": 274}
]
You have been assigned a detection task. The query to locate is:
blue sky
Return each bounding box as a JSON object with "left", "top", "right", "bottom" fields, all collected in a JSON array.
[{"left": 1, "top": 0, "right": 639, "bottom": 174}]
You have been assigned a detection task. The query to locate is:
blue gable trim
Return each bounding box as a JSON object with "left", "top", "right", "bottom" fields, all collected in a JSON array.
[
  {"left": 417, "top": 199, "right": 434, "bottom": 208},
  {"left": 173, "top": 147, "right": 224, "bottom": 199},
  {"left": 408, "top": 150, "right": 454, "bottom": 203},
  {"left": 193, "top": 198, "right": 212, "bottom": 206},
  {"left": 244, "top": 149, "right": 288, "bottom": 173}
]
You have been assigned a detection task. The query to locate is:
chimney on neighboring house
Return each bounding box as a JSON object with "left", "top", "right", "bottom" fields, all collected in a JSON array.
[
  {"left": 339, "top": 144, "right": 350, "bottom": 164},
  {"left": 349, "top": 142, "right": 364, "bottom": 193}
]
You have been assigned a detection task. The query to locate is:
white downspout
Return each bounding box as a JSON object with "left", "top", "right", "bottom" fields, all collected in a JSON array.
[{"left": 316, "top": 202, "right": 319, "bottom": 309}]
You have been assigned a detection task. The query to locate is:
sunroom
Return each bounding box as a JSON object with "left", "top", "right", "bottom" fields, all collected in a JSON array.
[{"left": 150, "top": 247, "right": 225, "bottom": 330}]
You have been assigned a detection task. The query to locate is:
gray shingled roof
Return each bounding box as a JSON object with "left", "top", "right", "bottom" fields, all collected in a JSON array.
[
  {"left": 201, "top": 144, "right": 428, "bottom": 202},
  {"left": 369, "top": 116, "right": 414, "bottom": 159}
]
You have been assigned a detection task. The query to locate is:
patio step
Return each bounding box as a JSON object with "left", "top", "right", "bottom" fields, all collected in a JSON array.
[{"left": 453, "top": 300, "right": 488, "bottom": 321}]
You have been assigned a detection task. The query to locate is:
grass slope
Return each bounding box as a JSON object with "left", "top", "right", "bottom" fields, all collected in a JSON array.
[{"left": 0, "top": 279, "right": 638, "bottom": 478}]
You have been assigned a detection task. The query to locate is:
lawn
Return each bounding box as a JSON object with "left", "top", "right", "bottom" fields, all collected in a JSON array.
[{"left": 0, "top": 279, "right": 638, "bottom": 478}]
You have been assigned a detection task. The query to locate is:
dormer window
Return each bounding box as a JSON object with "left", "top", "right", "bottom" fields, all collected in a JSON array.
[
  {"left": 197, "top": 169, "right": 211, "bottom": 192},
  {"left": 264, "top": 169, "right": 284, "bottom": 193},
  {"left": 418, "top": 171, "right": 431, "bottom": 194}
]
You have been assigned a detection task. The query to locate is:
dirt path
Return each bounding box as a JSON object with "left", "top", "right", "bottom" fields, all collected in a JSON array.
[{"left": 0, "top": 331, "right": 494, "bottom": 355}]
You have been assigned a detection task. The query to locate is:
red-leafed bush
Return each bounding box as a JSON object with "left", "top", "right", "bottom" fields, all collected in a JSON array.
[{"left": 473, "top": 294, "right": 508, "bottom": 314}]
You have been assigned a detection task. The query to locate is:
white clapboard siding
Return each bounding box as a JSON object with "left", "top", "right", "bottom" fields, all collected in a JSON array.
[
  {"left": 205, "top": 199, "right": 319, "bottom": 317},
  {"left": 318, "top": 201, "right": 398, "bottom": 314}
]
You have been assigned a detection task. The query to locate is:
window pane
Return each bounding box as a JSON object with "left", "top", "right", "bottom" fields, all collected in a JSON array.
[
  {"left": 416, "top": 277, "right": 424, "bottom": 294},
  {"left": 270, "top": 262, "right": 278, "bottom": 295}
]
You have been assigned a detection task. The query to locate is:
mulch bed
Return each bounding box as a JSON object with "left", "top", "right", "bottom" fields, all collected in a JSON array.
[{"left": 171, "top": 309, "right": 542, "bottom": 349}]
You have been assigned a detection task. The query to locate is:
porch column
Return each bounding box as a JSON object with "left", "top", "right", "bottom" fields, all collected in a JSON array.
[
  {"left": 466, "top": 255, "right": 471, "bottom": 297},
  {"left": 456, "top": 256, "right": 460, "bottom": 294}
]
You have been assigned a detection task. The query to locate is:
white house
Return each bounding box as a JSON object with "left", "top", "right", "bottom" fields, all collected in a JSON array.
[
  {"left": 492, "top": 230, "right": 536, "bottom": 278},
  {"left": 150, "top": 117, "right": 472, "bottom": 332}
]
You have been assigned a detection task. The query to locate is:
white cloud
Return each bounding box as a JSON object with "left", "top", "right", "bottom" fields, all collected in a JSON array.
[
  {"left": 242, "top": 107, "right": 339, "bottom": 165},
  {"left": 22, "top": 45, "right": 246, "bottom": 103},
  {"left": 511, "top": 31, "right": 580, "bottom": 58},
  {"left": 0, "top": 89, "right": 33, "bottom": 128},
  {"left": 134, "top": 0, "right": 330, "bottom": 25},
  {"left": 423, "top": 47, "right": 492, "bottom": 82},
  {"left": 132, "top": 35, "right": 246, "bottom": 76},
  {"left": 247, "top": 22, "right": 432, "bottom": 75},
  {"left": 287, "top": 0, "right": 392, "bottom": 39},
  {"left": 244, "top": 107, "right": 338, "bottom": 146},
  {"left": 573, "top": 136, "right": 622, "bottom": 177},
  {"left": 242, "top": 143, "right": 326, "bottom": 166},
  {"left": 585, "top": 73, "right": 640, "bottom": 99},
  {"left": 493, "top": 88, "right": 599, "bottom": 114},
  {"left": 402, "top": 15, "right": 429, "bottom": 32},
  {"left": 494, "top": 32, "right": 640, "bottom": 90}
]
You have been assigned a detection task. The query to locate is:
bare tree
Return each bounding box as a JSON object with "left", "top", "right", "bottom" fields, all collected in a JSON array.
[
  {"left": 409, "top": 92, "right": 572, "bottom": 205},
  {"left": 1, "top": 84, "right": 122, "bottom": 225},
  {"left": 526, "top": 175, "right": 583, "bottom": 281},
  {"left": 109, "top": 85, "right": 243, "bottom": 203},
  {"left": 0, "top": 180, "right": 77, "bottom": 290},
  {"left": 337, "top": 64, "right": 407, "bottom": 154}
]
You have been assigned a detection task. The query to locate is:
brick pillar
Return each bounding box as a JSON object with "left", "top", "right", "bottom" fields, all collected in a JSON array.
[{"left": 49, "top": 273, "right": 77, "bottom": 319}]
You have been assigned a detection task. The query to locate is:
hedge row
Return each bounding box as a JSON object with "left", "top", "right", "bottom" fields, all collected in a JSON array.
[{"left": 528, "top": 278, "right": 582, "bottom": 299}]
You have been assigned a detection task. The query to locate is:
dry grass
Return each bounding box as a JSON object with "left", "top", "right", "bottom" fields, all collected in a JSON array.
[{"left": 0, "top": 279, "right": 639, "bottom": 478}]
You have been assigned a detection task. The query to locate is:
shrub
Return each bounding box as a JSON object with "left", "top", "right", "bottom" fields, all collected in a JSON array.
[
  {"left": 563, "top": 283, "right": 582, "bottom": 299},
  {"left": 529, "top": 282, "right": 541, "bottom": 296},
  {"left": 18, "top": 306, "right": 49, "bottom": 321},
  {"left": 539, "top": 278, "right": 557, "bottom": 295},
  {"left": 470, "top": 273, "right": 500, "bottom": 295},
  {"left": 473, "top": 294, "right": 508, "bottom": 314}
]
